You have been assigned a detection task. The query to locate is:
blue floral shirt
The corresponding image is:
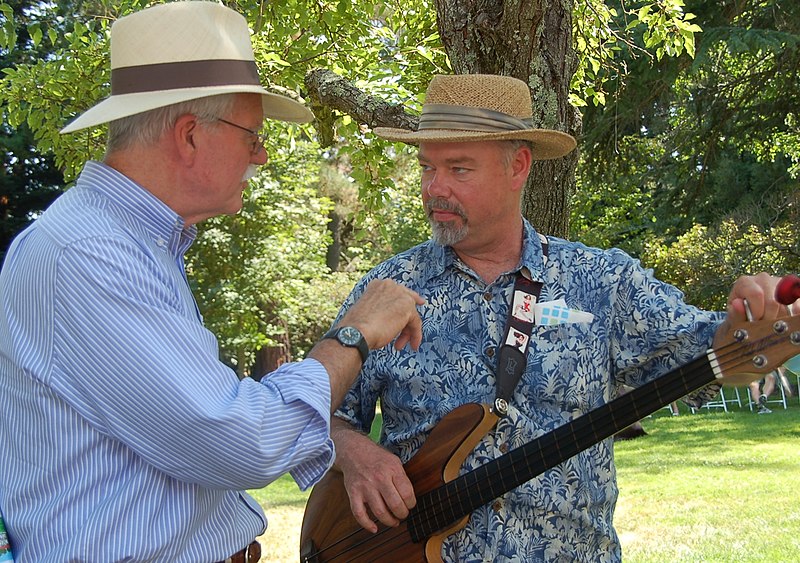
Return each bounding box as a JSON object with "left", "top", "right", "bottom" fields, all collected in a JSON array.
[{"left": 334, "top": 221, "right": 723, "bottom": 562}]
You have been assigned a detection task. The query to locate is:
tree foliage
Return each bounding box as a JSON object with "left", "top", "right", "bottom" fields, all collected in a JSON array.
[
  {"left": 2, "top": 0, "right": 751, "bottom": 369},
  {"left": 647, "top": 195, "right": 800, "bottom": 310},
  {"left": 0, "top": 0, "right": 66, "bottom": 262},
  {"left": 1, "top": 0, "right": 707, "bottom": 192},
  {"left": 574, "top": 0, "right": 799, "bottom": 299},
  {"left": 187, "top": 139, "right": 334, "bottom": 375}
]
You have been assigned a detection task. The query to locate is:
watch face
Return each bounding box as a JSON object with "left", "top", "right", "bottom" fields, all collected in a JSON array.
[{"left": 338, "top": 326, "right": 362, "bottom": 346}]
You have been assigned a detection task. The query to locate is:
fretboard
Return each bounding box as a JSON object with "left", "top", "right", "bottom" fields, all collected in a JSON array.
[{"left": 408, "top": 351, "right": 718, "bottom": 541}]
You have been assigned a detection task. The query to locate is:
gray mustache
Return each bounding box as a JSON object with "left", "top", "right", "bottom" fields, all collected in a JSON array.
[{"left": 425, "top": 198, "right": 467, "bottom": 220}]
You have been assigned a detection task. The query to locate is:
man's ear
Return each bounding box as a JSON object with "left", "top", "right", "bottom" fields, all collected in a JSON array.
[
  {"left": 173, "top": 113, "right": 200, "bottom": 163},
  {"left": 509, "top": 144, "right": 533, "bottom": 192}
]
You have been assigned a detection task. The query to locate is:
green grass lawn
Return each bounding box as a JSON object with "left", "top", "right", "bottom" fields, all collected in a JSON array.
[
  {"left": 615, "top": 395, "right": 800, "bottom": 562},
  {"left": 251, "top": 388, "right": 800, "bottom": 562}
]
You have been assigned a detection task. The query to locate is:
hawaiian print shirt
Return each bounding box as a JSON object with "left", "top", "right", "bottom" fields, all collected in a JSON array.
[{"left": 334, "top": 220, "right": 723, "bottom": 562}]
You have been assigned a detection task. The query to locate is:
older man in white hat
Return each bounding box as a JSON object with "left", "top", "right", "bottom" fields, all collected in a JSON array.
[
  {"left": 313, "top": 74, "right": 789, "bottom": 562},
  {"left": 0, "top": 3, "right": 423, "bottom": 562}
]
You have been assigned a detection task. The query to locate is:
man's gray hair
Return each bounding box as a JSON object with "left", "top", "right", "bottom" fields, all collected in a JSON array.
[
  {"left": 501, "top": 139, "right": 533, "bottom": 168},
  {"left": 105, "top": 94, "right": 238, "bottom": 155}
]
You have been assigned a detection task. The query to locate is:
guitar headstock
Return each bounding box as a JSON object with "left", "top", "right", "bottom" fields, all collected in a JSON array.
[{"left": 713, "top": 314, "right": 800, "bottom": 385}]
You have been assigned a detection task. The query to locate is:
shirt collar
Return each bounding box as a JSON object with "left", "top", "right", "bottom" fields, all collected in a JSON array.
[
  {"left": 77, "top": 161, "right": 197, "bottom": 257},
  {"left": 518, "top": 220, "right": 549, "bottom": 282},
  {"left": 422, "top": 219, "right": 548, "bottom": 283}
]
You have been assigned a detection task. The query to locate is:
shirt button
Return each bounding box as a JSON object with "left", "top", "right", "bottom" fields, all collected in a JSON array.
[
  {"left": 492, "top": 500, "right": 503, "bottom": 512},
  {"left": 483, "top": 292, "right": 492, "bottom": 301},
  {"left": 486, "top": 346, "right": 495, "bottom": 358},
  {"left": 499, "top": 443, "right": 509, "bottom": 454}
]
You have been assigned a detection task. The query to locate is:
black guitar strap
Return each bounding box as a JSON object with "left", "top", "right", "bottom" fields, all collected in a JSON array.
[{"left": 493, "top": 235, "right": 548, "bottom": 416}]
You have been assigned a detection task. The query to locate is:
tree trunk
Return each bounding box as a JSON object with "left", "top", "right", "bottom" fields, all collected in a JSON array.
[
  {"left": 251, "top": 342, "right": 291, "bottom": 381},
  {"left": 326, "top": 210, "right": 342, "bottom": 271},
  {"left": 251, "top": 304, "right": 293, "bottom": 380},
  {"left": 435, "top": 0, "right": 581, "bottom": 238}
]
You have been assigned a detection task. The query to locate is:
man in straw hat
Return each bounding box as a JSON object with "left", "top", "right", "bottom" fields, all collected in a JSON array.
[
  {"left": 0, "top": 2, "right": 423, "bottom": 561},
  {"left": 326, "top": 74, "right": 790, "bottom": 561}
]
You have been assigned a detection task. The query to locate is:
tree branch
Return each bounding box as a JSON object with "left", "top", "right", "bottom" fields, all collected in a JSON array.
[{"left": 304, "top": 68, "right": 418, "bottom": 147}]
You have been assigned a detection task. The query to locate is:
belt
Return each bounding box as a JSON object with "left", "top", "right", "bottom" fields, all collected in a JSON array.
[{"left": 220, "top": 540, "right": 261, "bottom": 563}]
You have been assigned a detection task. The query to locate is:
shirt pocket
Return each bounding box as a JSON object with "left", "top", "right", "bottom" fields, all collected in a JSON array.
[{"left": 525, "top": 322, "right": 606, "bottom": 415}]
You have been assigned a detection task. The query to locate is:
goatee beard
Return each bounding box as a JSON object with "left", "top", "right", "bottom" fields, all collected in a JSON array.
[{"left": 426, "top": 197, "right": 468, "bottom": 246}]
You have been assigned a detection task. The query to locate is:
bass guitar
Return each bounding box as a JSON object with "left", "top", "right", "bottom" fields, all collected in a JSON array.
[{"left": 300, "top": 313, "right": 800, "bottom": 562}]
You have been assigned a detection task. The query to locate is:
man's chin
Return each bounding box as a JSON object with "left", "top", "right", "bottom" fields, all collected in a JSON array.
[
  {"left": 225, "top": 196, "right": 244, "bottom": 216},
  {"left": 430, "top": 222, "right": 467, "bottom": 246}
]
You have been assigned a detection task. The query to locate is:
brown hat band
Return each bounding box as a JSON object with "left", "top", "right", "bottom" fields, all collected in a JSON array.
[
  {"left": 417, "top": 104, "right": 534, "bottom": 133},
  {"left": 111, "top": 59, "right": 261, "bottom": 95}
]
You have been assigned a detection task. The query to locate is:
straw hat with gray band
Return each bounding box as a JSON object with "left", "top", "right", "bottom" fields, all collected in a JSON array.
[
  {"left": 61, "top": 1, "right": 312, "bottom": 134},
  {"left": 374, "top": 74, "right": 576, "bottom": 160}
]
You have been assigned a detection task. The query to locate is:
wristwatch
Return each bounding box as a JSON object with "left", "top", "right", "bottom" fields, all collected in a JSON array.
[{"left": 323, "top": 326, "right": 369, "bottom": 363}]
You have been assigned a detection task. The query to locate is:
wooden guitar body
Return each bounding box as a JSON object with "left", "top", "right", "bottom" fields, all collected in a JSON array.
[{"left": 300, "top": 403, "right": 499, "bottom": 562}]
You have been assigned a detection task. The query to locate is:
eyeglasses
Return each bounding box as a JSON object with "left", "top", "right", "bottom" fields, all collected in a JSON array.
[{"left": 216, "top": 118, "right": 266, "bottom": 155}]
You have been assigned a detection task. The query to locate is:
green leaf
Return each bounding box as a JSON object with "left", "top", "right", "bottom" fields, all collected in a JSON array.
[
  {"left": 28, "top": 23, "right": 42, "bottom": 46},
  {"left": 1, "top": 19, "right": 16, "bottom": 49}
]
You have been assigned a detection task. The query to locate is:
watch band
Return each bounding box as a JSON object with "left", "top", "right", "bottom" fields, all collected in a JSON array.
[{"left": 323, "top": 326, "right": 369, "bottom": 363}]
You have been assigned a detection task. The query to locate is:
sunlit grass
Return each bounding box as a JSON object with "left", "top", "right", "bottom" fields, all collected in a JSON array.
[
  {"left": 615, "top": 397, "right": 800, "bottom": 562},
  {"left": 252, "top": 391, "right": 800, "bottom": 562}
]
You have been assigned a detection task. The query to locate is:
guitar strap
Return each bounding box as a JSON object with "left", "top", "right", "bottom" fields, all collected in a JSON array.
[{"left": 493, "top": 235, "right": 548, "bottom": 417}]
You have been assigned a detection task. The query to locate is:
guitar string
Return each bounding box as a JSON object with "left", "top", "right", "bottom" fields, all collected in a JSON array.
[
  {"left": 417, "top": 359, "right": 711, "bottom": 534},
  {"left": 305, "top": 352, "right": 719, "bottom": 560},
  {"left": 414, "top": 334, "right": 775, "bottom": 535},
  {"left": 302, "top": 521, "right": 412, "bottom": 561},
  {"left": 409, "top": 330, "right": 790, "bottom": 538},
  {"left": 411, "top": 361, "right": 711, "bottom": 536},
  {"left": 307, "top": 327, "right": 795, "bottom": 559},
  {"left": 307, "top": 332, "right": 782, "bottom": 559}
]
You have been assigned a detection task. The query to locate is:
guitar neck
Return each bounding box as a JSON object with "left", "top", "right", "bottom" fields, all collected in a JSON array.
[{"left": 408, "top": 351, "right": 718, "bottom": 541}]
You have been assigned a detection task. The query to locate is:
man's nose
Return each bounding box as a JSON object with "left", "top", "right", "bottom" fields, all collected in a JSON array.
[{"left": 423, "top": 172, "right": 448, "bottom": 197}]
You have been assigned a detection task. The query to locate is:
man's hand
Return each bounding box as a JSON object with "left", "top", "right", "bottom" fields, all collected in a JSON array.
[
  {"left": 725, "top": 273, "right": 788, "bottom": 324},
  {"left": 716, "top": 273, "right": 798, "bottom": 386},
  {"left": 309, "top": 279, "right": 424, "bottom": 411},
  {"left": 331, "top": 419, "right": 417, "bottom": 533},
  {"left": 339, "top": 279, "right": 426, "bottom": 352}
]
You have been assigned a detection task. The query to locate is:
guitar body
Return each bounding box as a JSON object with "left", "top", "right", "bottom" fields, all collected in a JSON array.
[{"left": 300, "top": 403, "right": 499, "bottom": 563}]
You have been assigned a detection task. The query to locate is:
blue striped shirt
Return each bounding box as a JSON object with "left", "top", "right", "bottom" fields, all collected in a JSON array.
[{"left": 0, "top": 161, "right": 334, "bottom": 562}]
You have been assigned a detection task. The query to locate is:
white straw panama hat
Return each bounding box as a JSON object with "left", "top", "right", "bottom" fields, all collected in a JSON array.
[
  {"left": 373, "top": 74, "right": 577, "bottom": 160},
  {"left": 60, "top": 1, "right": 313, "bottom": 134}
]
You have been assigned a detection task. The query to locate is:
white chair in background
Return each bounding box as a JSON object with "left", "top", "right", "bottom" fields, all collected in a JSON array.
[{"left": 696, "top": 386, "right": 742, "bottom": 413}]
